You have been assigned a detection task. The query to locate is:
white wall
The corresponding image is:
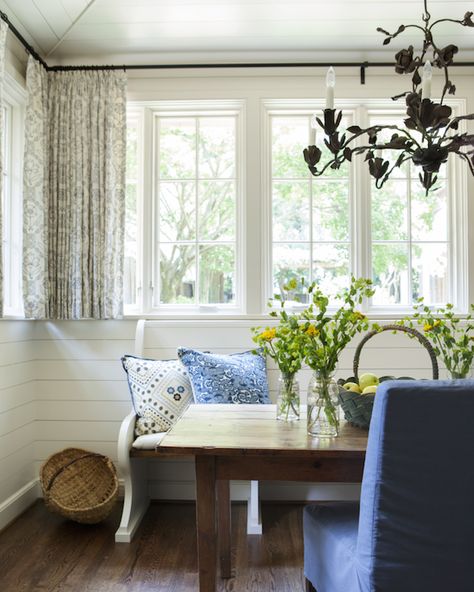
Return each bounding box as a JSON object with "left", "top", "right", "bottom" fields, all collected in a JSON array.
[{"left": 0, "top": 321, "right": 36, "bottom": 530}]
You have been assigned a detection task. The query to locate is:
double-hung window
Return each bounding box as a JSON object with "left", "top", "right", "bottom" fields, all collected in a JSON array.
[
  {"left": 264, "top": 99, "right": 466, "bottom": 314},
  {"left": 126, "top": 101, "right": 243, "bottom": 315}
]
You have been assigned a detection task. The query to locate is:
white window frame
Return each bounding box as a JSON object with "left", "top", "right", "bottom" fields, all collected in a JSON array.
[
  {"left": 262, "top": 98, "right": 468, "bottom": 316},
  {"left": 2, "top": 73, "right": 25, "bottom": 317},
  {"left": 126, "top": 100, "right": 246, "bottom": 316}
]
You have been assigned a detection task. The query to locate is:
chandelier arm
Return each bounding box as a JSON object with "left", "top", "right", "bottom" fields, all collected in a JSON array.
[
  {"left": 343, "top": 125, "right": 422, "bottom": 150},
  {"left": 308, "top": 157, "right": 346, "bottom": 178},
  {"left": 374, "top": 153, "right": 413, "bottom": 188},
  {"left": 458, "top": 152, "right": 474, "bottom": 177},
  {"left": 428, "top": 35, "right": 452, "bottom": 104},
  {"left": 439, "top": 114, "right": 474, "bottom": 142},
  {"left": 351, "top": 144, "right": 415, "bottom": 157},
  {"left": 429, "top": 18, "right": 464, "bottom": 29}
]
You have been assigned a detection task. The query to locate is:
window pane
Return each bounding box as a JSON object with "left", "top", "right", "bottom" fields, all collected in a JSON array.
[
  {"left": 312, "top": 243, "right": 350, "bottom": 298},
  {"left": 272, "top": 116, "right": 309, "bottom": 178},
  {"left": 272, "top": 181, "right": 309, "bottom": 241},
  {"left": 159, "top": 181, "right": 196, "bottom": 241},
  {"left": 199, "top": 117, "right": 235, "bottom": 179},
  {"left": 372, "top": 244, "right": 409, "bottom": 305},
  {"left": 160, "top": 244, "right": 196, "bottom": 304},
  {"left": 153, "top": 112, "right": 239, "bottom": 308},
  {"left": 412, "top": 243, "right": 448, "bottom": 304},
  {"left": 368, "top": 110, "right": 451, "bottom": 309},
  {"left": 126, "top": 123, "right": 138, "bottom": 179},
  {"left": 271, "top": 114, "right": 352, "bottom": 298},
  {"left": 313, "top": 180, "right": 350, "bottom": 241},
  {"left": 199, "top": 245, "right": 235, "bottom": 304},
  {"left": 411, "top": 183, "right": 447, "bottom": 242},
  {"left": 159, "top": 118, "right": 196, "bottom": 179},
  {"left": 371, "top": 179, "right": 408, "bottom": 241},
  {"left": 124, "top": 183, "right": 137, "bottom": 306},
  {"left": 198, "top": 180, "right": 235, "bottom": 241},
  {"left": 273, "top": 243, "right": 310, "bottom": 297},
  {"left": 125, "top": 121, "right": 138, "bottom": 307}
]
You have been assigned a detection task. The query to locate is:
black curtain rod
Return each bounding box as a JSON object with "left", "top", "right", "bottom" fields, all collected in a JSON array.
[
  {"left": 50, "top": 62, "right": 397, "bottom": 71},
  {"left": 2, "top": 9, "right": 474, "bottom": 76}
]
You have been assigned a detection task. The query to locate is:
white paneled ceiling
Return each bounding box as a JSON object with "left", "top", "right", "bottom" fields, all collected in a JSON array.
[{"left": 2, "top": 0, "right": 474, "bottom": 65}]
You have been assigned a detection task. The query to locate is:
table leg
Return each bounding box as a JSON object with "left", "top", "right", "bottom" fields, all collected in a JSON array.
[
  {"left": 217, "top": 479, "right": 232, "bottom": 578},
  {"left": 196, "top": 455, "right": 217, "bottom": 592}
]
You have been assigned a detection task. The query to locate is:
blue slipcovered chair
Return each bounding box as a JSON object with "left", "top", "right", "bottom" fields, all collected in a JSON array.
[{"left": 304, "top": 380, "right": 474, "bottom": 592}]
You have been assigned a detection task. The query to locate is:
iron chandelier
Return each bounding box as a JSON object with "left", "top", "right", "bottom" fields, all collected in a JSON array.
[{"left": 303, "top": 0, "right": 474, "bottom": 193}]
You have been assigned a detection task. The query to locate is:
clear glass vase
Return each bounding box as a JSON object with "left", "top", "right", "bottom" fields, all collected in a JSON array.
[
  {"left": 276, "top": 372, "right": 300, "bottom": 422},
  {"left": 307, "top": 371, "right": 340, "bottom": 437},
  {"left": 449, "top": 370, "right": 470, "bottom": 379}
]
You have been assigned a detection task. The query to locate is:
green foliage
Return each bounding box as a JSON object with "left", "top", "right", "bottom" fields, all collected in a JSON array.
[
  {"left": 252, "top": 276, "right": 375, "bottom": 378},
  {"left": 297, "top": 277, "right": 375, "bottom": 376},
  {"left": 402, "top": 299, "right": 474, "bottom": 378},
  {"left": 252, "top": 278, "right": 305, "bottom": 376}
]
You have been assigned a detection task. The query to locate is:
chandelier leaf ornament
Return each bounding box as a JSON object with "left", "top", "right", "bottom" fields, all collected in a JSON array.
[{"left": 303, "top": 0, "right": 474, "bottom": 194}]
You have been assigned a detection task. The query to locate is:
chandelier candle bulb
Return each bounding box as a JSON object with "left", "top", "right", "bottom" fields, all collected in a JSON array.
[
  {"left": 325, "top": 66, "right": 336, "bottom": 109},
  {"left": 422, "top": 60, "right": 432, "bottom": 99}
]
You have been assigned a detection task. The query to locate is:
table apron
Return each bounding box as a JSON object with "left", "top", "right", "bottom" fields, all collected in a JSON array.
[{"left": 215, "top": 455, "right": 365, "bottom": 482}]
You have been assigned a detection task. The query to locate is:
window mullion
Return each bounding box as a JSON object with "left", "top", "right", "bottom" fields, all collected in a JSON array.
[{"left": 195, "top": 117, "right": 200, "bottom": 306}]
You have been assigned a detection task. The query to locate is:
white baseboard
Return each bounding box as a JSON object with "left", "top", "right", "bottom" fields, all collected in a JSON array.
[{"left": 0, "top": 478, "right": 40, "bottom": 532}]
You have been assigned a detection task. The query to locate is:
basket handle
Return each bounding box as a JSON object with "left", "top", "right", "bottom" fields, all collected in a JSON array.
[
  {"left": 353, "top": 324, "right": 439, "bottom": 380},
  {"left": 44, "top": 453, "right": 108, "bottom": 492}
]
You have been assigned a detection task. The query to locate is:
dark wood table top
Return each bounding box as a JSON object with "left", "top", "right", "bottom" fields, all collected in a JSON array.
[{"left": 146, "top": 404, "right": 368, "bottom": 458}]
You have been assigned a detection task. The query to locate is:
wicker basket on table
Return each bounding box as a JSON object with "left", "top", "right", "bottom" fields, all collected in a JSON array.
[
  {"left": 40, "top": 448, "right": 118, "bottom": 524},
  {"left": 338, "top": 325, "right": 439, "bottom": 429}
]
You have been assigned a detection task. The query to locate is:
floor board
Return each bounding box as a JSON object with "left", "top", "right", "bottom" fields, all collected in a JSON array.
[{"left": 0, "top": 501, "right": 306, "bottom": 591}]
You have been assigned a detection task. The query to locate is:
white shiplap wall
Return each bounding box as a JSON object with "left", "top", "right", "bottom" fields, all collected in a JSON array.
[
  {"left": 33, "top": 320, "right": 136, "bottom": 474},
  {"left": 0, "top": 321, "right": 36, "bottom": 530},
  {"left": 30, "top": 319, "right": 442, "bottom": 503}
]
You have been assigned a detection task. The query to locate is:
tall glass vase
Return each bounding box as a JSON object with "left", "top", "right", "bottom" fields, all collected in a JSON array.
[
  {"left": 307, "top": 371, "right": 340, "bottom": 437},
  {"left": 449, "top": 370, "right": 470, "bottom": 379},
  {"left": 276, "top": 372, "right": 300, "bottom": 422}
]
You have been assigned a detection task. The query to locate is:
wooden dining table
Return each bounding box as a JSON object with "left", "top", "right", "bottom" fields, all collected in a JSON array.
[{"left": 147, "top": 404, "right": 368, "bottom": 592}]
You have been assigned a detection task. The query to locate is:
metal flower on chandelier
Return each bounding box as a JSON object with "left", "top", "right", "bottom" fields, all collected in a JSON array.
[{"left": 303, "top": 0, "right": 474, "bottom": 194}]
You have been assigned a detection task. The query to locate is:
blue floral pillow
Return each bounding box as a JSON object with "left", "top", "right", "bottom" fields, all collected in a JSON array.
[{"left": 177, "top": 348, "right": 270, "bottom": 404}]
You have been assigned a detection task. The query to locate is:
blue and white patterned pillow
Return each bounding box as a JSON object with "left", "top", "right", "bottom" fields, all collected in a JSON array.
[
  {"left": 177, "top": 348, "right": 270, "bottom": 404},
  {"left": 122, "top": 355, "right": 193, "bottom": 436}
]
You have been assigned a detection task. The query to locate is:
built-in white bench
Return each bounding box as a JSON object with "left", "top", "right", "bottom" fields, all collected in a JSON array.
[{"left": 115, "top": 319, "right": 269, "bottom": 543}]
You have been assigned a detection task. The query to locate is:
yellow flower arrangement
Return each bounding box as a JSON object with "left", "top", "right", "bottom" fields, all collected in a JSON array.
[{"left": 404, "top": 299, "right": 474, "bottom": 379}]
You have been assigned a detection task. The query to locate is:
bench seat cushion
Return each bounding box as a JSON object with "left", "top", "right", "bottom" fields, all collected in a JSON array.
[{"left": 132, "top": 432, "right": 167, "bottom": 449}]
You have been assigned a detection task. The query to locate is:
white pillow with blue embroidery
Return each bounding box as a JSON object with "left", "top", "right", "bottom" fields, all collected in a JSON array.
[
  {"left": 177, "top": 348, "right": 270, "bottom": 404},
  {"left": 122, "top": 355, "right": 193, "bottom": 436}
]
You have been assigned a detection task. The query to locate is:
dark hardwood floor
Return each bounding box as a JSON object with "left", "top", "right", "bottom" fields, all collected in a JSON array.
[{"left": 0, "top": 501, "right": 306, "bottom": 591}]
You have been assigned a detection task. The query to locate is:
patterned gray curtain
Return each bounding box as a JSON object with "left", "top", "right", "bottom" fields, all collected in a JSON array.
[
  {"left": 0, "top": 20, "right": 8, "bottom": 317},
  {"left": 23, "top": 57, "right": 127, "bottom": 319}
]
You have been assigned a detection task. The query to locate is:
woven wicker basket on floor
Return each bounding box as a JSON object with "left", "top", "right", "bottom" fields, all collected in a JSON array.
[
  {"left": 40, "top": 448, "right": 118, "bottom": 524},
  {"left": 338, "top": 325, "right": 439, "bottom": 429}
]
